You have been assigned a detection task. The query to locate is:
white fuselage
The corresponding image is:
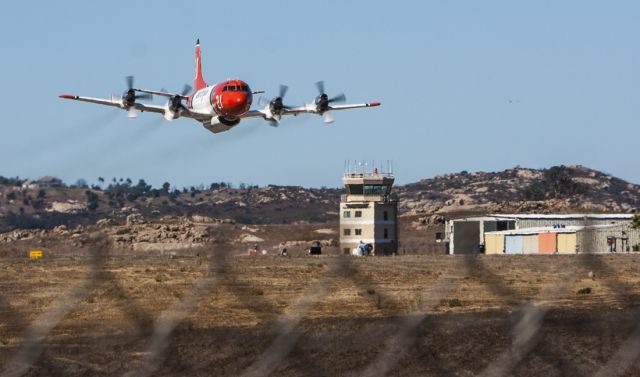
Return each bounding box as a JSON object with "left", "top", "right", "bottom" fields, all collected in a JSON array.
[{"left": 190, "top": 86, "right": 215, "bottom": 115}]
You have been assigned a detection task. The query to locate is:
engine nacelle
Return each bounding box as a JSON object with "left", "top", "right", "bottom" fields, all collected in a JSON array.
[
  {"left": 163, "top": 108, "right": 178, "bottom": 121},
  {"left": 315, "top": 93, "right": 329, "bottom": 113},
  {"left": 164, "top": 96, "right": 185, "bottom": 121},
  {"left": 202, "top": 116, "right": 240, "bottom": 134}
]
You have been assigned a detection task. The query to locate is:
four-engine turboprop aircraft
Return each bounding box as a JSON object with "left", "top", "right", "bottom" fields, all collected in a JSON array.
[{"left": 59, "top": 39, "right": 381, "bottom": 134}]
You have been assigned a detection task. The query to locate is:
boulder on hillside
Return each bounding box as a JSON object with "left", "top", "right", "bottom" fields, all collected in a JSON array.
[
  {"left": 126, "top": 213, "right": 146, "bottom": 226},
  {"left": 53, "top": 225, "right": 69, "bottom": 235},
  {"left": 240, "top": 234, "right": 265, "bottom": 243},
  {"left": 96, "top": 218, "right": 114, "bottom": 227},
  {"left": 191, "top": 215, "right": 213, "bottom": 223},
  {"left": 47, "top": 201, "right": 86, "bottom": 214}
]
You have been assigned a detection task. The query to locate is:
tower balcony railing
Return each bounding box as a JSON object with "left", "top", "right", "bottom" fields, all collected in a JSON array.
[
  {"left": 341, "top": 193, "right": 398, "bottom": 203},
  {"left": 343, "top": 172, "right": 395, "bottom": 179}
]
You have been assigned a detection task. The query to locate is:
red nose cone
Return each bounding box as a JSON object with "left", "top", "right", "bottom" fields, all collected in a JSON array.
[{"left": 221, "top": 92, "right": 252, "bottom": 117}]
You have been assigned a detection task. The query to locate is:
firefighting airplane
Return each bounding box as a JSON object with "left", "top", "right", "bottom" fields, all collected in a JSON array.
[{"left": 59, "top": 40, "right": 381, "bottom": 134}]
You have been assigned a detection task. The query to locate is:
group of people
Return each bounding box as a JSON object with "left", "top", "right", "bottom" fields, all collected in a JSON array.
[
  {"left": 252, "top": 241, "right": 395, "bottom": 256},
  {"left": 352, "top": 240, "right": 373, "bottom": 256},
  {"left": 248, "top": 243, "right": 288, "bottom": 256}
]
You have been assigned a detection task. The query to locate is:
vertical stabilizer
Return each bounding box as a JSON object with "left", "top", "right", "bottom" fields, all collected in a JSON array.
[{"left": 194, "top": 39, "right": 207, "bottom": 91}]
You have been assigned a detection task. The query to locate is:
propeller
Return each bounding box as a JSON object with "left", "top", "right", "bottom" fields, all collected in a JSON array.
[
  {"left": 122, "top": 76, "right": 152, "bottom": 119},
  {"left": 315, "top": 80, "right": 325, "bottom": 96},
  {"left": 313, "top": 81, "right": 345, "bottom": 122},
  {"left": 123, "top": 76, "right": 153, "bottom": 105},
  {"left": 270, "top": 85, "right": 291, "bottom": 113},
  {"left": 260, "top": 84, "right": 291, "bottom": 125},
  {"left": 164, "top": 84, "right": 192, "bottom": 121},
  {"left": 278, "top": 84, "right": 288, "bottom": 100}
]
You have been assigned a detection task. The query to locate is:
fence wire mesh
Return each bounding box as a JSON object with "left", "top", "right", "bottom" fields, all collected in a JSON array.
[{"left": 1, "top": 228, "right": 640, "bottom": 376}]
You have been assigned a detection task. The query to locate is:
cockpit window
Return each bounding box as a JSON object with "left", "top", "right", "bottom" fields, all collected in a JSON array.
[{"left": 223, "top": 85, "right": 249, "bottom": 92}]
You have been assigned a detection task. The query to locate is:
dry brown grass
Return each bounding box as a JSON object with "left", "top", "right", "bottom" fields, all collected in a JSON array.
[{"left": 2, "top": 244, "right": 640, "bottom": 376}]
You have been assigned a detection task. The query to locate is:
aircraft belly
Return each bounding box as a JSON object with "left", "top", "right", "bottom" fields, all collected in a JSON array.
[{"left": 203, "top": 122, "right": 233, "bottom": 134}]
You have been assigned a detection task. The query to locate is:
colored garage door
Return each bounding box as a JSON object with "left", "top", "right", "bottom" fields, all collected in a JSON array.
[
  {"left": 505, "top": 235, "right": 524, "bottom": 254},
  {"left": 557, "top": 233, "right": 577, "bottom": 254},
  {"left": 485, "top": 234, "right": 504, "bottom": 254},
  {"left": 538, "top": 233, "right": 557, "bottom": 254},
  {"left": 522, "top": 234, "right": 539, "bottom": 254}
]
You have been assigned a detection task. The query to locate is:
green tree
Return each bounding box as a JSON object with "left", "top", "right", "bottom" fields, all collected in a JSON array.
[
  {"left": 162, "top": 182, "right": 171, "bottom": 194},
  {"left": 85, "top": 190, "right": 100, "bottom": 211},
  {"left": 522, "top": 166, "right": 588, "bottom": 200},
  {"left": 632, "top": 214, "right": 640, "bottom": 229}
]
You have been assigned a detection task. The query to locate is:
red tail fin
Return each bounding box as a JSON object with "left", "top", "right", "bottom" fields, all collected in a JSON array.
[{"left": 194, "top": 39, "right": 207, "bottom": 91}]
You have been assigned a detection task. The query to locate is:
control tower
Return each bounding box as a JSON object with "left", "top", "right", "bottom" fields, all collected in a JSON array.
[{"left": 340, "top": 163, "right": 398, "bottom": 255}]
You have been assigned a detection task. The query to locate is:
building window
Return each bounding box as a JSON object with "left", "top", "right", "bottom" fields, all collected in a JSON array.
[
  {"left": 364, "top": 185, "right": 389, "bottom": 195},
  {"left": 347, "top": 184, "right": 363, "bottom": 194},
  {"left": 355, "top": 210, "right": 362, "bottom": 218},
  {"left": 343, "top": 228, "right": 351, "bottom": 236},
  {"left": 343, "top": 211, "right": 351, "bottom": 218},
  {"left": 343, "top": 248, "right": 350, "bottom": 255},
  {"left": 384, "top": 228, "right": 388, "bottom": 239},
  {"left": 383, "top": 211, "right": 388, "bottom": 221},
  {"left": 435, "top": 232, "right": 444, "bottom": 242},
  {"left": 355, "top": 229, "right": 362, "bottom": 236}
]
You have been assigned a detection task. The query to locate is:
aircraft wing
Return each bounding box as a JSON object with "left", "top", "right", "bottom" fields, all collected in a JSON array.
[
  {"left": 281, "top": 102, "right": 381, "bottom": 116},
  {"left": 59, "top": 94, "right": 166, "bottom": 114},
  {"left": 59, "top": 94, "right": 123, "bottom": 109},
  {"left": 323, "top": 102, "right": 381, "bottom": 112},
  {"left": 58, "top": 93, "right": 211, "bottom": 122},
  {"left": 244, "top": 101, "right": 381, "bottom": 124},
  {"left": 131, "top": 89, "right": 182, "bottom": 98},
  {"left": 239, "top": 110, "right": 268, "bottom": 120}
]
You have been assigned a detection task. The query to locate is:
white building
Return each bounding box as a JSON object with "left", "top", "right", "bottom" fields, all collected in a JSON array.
[
  {"left": 446, "top": 214, "right": 637, "bottom": 254},
  {"left": 339, "top": 170, "right": 398, "bottom": 255},
  {"left": 22, "top": 176, "right": 64, "bottom": 190}
]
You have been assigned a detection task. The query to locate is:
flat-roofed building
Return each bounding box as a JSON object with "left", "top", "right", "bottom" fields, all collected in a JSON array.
[{"left": 446, "top": 214, "right": 637, "bottom": 254}]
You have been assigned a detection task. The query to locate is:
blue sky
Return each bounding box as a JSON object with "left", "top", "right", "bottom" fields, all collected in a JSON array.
[{"left": 0, "top": 1, "right": 638, "bottom": 188}]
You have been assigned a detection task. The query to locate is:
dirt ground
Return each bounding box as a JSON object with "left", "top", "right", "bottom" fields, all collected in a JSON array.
[{"left": 1, "top": 241, "right": 640, "bottom": 376}]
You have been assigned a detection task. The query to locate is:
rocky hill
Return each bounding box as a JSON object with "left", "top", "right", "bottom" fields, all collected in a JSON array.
[
  {"left": 0, "top": 165, "right": 638, "bottom": 233},
  {"left": 396, "top": 165, "right": 640, "bottom": 216}
]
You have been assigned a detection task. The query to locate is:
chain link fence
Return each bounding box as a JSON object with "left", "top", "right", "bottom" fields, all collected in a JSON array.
[{"left": 1, "top": 230, "right": 640, "bottom": 376}]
